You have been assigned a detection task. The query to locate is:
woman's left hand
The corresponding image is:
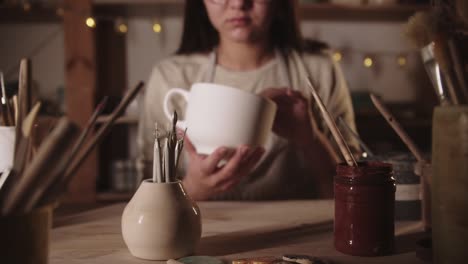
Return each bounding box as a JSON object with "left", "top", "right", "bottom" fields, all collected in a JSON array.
[{"left": 260, "top": 88, "right": 316, "bottom": 146}]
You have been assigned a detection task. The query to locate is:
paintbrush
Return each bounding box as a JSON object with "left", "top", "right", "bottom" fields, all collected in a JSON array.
[
  {"left": 37, "top": 97, "right": 108, "bottom": 206},
  {"left": 307, "top": 77, "right": 357, "bottom": 167},
  {"left": 433, "top": 34, "right": 461, "bottom": 105},
  {"left": 1, "top": 118, "right": 78, "bottom": 215},
  {"left": 0, "top": 71, "right": 13, "bottom": 126},
  {"left": 153, "top": 123, "right": 163, "bottom": 183},
  {"left": 370, "top": 94, "right": 426, "bottom": 163},
  {"left": 39, "top": 82, "right": 144, "bottom": 205},
  {"left": 404, "top": 12, "right": 451, "bottom": 106}
]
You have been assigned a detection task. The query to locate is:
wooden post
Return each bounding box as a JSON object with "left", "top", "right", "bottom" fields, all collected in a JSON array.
[{"left": 63, "top": 0, "right": 97, "bottom": 203}]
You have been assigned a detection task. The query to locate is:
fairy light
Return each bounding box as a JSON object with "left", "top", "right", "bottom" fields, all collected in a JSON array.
[
  {"left": 333, "top": 51, "right": 343, "bottom": 62},
  {"left": 115, "top": 18, "right": 128, "bottom": 34},
  {"left": 363, "top": 56, "right": 373, "bottom": 68},
  {"left": 86, "top": 17, "right": 96, "bottom": 28},
  {"left": 152, "top": 22, "right": 162, "bottom": 33},
  {"left": 397, "top": 55, "right": 407, "bottom": 67}
]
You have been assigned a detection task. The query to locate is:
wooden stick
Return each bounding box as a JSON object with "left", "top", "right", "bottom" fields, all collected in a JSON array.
[
  {"left": 12, "top": 95, "right": 18, "bottom": 126},
  {"left": 1, "top": 118, "right": 78, "bottom": 215},
  {"left": 41, "top": 81, "right": 144, "bottom": 204},
  {"left": 15, "top": 59, "right": 31, "bottom": 149},
  {"left": 21, "top": 120, "right": 79, "bottom": 213},
  {"left": 306, "top": 77, "right": 357, "bottom": 167},
  {"left": 38, "top": 97, "right": 108, "bottom": 205},
  {"left": 22, "top": 102, "right": 41, "bottom": 138},
  {"left": 370, "top": 94, "right": 426, "bottom": 163}
]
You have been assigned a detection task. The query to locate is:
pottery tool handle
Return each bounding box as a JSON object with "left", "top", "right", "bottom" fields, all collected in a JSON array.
[
  {"left": 15, "top": 59, "right": 32, "bottom": 148},
  {"left": 21, "top": 120, "right": 79, "bottom": 213},
  {"left": 370, "top": 94, "right": 426, "bottom": 162},
  {"left": 54, "top": 81, "right": 144, "bottom": 200},
  {"left": 338, "top": 117, "right": 374, "bottom": 157},
  {"left": 307, "top": 77, "right": 357, "bottom": 167},
  {"left": 1, "top": 117, "right": 77, "bottom": 215},
  {"left": 37, "top": 97, "right": 108, "bottom": 206}
]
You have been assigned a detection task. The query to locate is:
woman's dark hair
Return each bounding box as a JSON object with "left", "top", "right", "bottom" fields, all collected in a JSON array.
[{"left": 176, "top": 0, "right": 325, "bottom": 55}]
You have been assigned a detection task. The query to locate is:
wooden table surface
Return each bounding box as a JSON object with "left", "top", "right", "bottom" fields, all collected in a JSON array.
[{"left": 50, "top": 200, "right": 428, "bottom": 264}]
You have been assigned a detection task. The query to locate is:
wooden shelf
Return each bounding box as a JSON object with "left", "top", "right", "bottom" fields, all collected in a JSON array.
[
  {"left": 0, "top": 5, "right": 62, "bottom": 23},
  {"left": 96, "top": 115, "right": 138, "bottom": 125},
  {"left": 94, "top": 1, "right": 428, "bottom": 21},
  {"left": 299, "top": 3, "right": 429, "bottom": 21}
]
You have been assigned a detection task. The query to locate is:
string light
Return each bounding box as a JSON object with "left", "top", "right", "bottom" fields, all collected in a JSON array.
[
  {"left": 115, "top": 18, "right": 128, "bottom": 34},
  {"left": 2, "top": 1, "right": 414, "bottom": 70},
  {"left": 333, "top": 51, "right": 343, "bottom": 62},
  {"left": 85, "top": 17, "right": 96, "bottom": 28},
  {"left": 363, "top": 56, "right": 373, "bottom": 68},
  {"left": 152, "top": 22, "right": 162, "bottom": 33},
  {"left": 397, "top": 55, "right": 407, "bottom": 67}
]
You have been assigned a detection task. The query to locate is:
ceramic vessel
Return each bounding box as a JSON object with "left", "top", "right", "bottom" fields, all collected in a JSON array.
[{"left": 121, "top": 180, "right": 201, "bottom": 260}]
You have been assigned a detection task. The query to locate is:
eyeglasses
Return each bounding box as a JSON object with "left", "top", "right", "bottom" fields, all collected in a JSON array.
[{"left": 208, "top": 0, "right": 271, "bottom": 5}]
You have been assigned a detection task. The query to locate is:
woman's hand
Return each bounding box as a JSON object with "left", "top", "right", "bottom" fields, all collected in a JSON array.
[
  {"left": 260, "top": 88, "right": 316, "bottom": 146},
  {"left": 182, "top": 137, "right": 265, "bottom": 200}
]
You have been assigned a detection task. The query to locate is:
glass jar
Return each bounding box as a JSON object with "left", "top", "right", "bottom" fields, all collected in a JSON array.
[{"left": 334, "top": 161, "right": 396, "bottom": 256}]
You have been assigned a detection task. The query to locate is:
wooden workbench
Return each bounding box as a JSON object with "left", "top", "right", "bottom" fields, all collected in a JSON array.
[{"left": 50, "top": 200, "right": 427, "bottom": 264}]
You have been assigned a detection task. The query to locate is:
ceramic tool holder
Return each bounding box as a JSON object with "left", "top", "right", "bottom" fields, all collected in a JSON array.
[
  {"left": 432, "top": 106, "right": 468, "bottom": 264},
  {"left": 121, "top": 180, "right": 201, "bottom": 260}
]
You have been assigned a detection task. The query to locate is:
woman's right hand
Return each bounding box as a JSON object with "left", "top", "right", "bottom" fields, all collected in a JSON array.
[{"left": 182, "top": 137, "right": 265, "bottom": 200}]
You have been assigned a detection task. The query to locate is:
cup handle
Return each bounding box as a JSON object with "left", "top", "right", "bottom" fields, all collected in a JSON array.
[{"left": 163, "top": 88, "right": 189, "bottom": 129}]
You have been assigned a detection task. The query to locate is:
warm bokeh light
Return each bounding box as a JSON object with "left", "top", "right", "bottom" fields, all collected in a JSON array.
[
  {"left": 397, "top": 55, "right": 407, "bottom": 67},
  {"left": 117, "top": 23, "right": 128, "bottom": 33},
  {"left": 333, "top": 52, "right": 343, "bottom": 62},
  {"left": 153, "top": 23, "right": 162, "bottom": 33},
  {"left": 86, "top": 17, "right": 96, "bottom": 28},
  {"left": 363, "top": 57, "right": 373, "bottom": 68}
]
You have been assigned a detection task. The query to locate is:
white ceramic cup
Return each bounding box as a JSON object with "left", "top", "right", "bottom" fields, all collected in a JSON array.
[
  {"left": 163, "top": 83, "right": 277, "bottom": 154},
  {"left": 0, "top": 126, "right": 15, "bottom": 172}
]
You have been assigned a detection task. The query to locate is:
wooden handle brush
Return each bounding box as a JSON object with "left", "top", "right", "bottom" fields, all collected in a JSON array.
[
  {"left": 1, "top": 118, "right": 78, "bottom": 215},
  {"left": 370, "top": 94, "right": 426, "bottom": 163},
  {"left": 40, "top": 81, "right": 144, "bottom": 205},
  {"left": 307, "top": 77, "right": 357, "bottom": 167}
]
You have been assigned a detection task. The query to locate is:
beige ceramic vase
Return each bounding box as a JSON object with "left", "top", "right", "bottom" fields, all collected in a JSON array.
[{"left": 121, "top": 180, "right": 201, "bottom": 260}]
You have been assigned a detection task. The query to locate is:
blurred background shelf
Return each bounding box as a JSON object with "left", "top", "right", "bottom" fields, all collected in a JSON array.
[
  {"left": 0, "top": 5, "right": 61, "bottom": 23},
  {"left": 299, "top": 3, "right": 429, "bottom": 21},
  {"left": 96, "top": 115, "right": 138, "bottom": 125},
  {"left": 94, "top": 1, "right": 428, "bottom": 21},
  {"left": 0, "top": 1, "right": 429, "bottom": 24}
]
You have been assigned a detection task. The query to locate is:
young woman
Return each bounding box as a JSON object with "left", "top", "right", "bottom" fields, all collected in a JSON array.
[{"left": 138, "top": 0, "right": 359, "bottom": 200}]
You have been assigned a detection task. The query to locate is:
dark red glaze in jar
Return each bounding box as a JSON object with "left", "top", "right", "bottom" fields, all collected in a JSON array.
[{"left": 334, "top": 161, "right": 396, "bottom": 256}]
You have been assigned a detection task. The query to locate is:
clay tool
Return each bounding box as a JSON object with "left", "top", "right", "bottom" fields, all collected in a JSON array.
[
  {"left": 370, "top": 94, "right": 426, "bottom": 163},
  {"left": 307, "top": 77, "right": 357, "bottom": 167},
  {"left": 1, "top": 118, "right": 77, "bottom": 215}
]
